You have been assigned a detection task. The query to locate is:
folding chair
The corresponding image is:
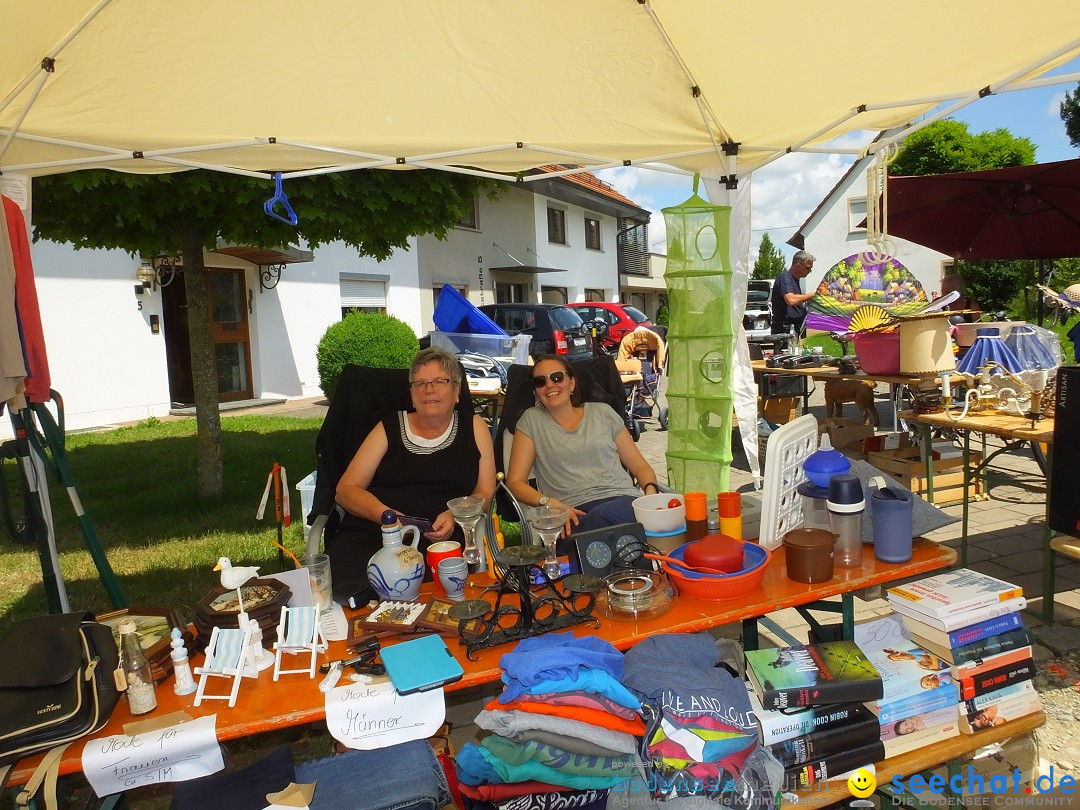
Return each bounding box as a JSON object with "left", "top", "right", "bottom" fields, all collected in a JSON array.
[
  {"left": 272, "top": 605, "right": 327, "bottom": 680},
  {"left": 193, "top": 624, "right": 258, "bottom": 708}
]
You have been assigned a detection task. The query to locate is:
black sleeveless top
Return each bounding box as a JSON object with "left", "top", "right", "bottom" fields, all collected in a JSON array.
[{"left": 326, "top": 411, "right": 480, "bottom": 586}]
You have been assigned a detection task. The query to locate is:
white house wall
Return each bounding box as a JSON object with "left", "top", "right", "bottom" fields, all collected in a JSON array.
[{"left": 529, "top": 194, "right": 618, "bottom": 303}]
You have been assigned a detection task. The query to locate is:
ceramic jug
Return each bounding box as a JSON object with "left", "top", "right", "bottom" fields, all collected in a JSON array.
[{"left": 367, "top": 510, "right": 424, "bottom": 600}]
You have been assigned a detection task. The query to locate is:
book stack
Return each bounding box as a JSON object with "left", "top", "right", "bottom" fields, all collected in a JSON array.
[
  {"left": 854, "top": 614, "right": 960, "bottom": 756},
  {"left": 887, "top": 568, "right": 1041, "bottom": 734},
  {"left": 745, "top": 641, "right": 885, "bottom": 789}
]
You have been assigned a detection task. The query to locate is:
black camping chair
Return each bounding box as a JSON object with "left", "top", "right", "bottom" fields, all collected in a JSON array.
[{"left": 304, "top": 364, "right": 474, "bottom": 566}]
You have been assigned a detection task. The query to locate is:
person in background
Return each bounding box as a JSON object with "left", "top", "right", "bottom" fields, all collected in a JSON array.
[
  {"left": 770, "top": 250, "right": 816, "bottom": 336},
  {"left": 507, "top": 355, "right": 659, "bottom": 538},
  {"left": 332, "top": 346, "right": 496, "bottom": 583}
]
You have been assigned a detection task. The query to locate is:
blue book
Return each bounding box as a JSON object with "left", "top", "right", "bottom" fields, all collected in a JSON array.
[
  {"left": 870, "top": 680, "right": 959, "bottom": 724},
  {"left": 900, "top": 609, "right": 1024, "bottom": 649}
]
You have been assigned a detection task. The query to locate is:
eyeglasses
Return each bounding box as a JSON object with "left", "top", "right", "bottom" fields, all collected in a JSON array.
[
  {"left": 532, "top": 371, "right": 567, "bottom": 388},
  {"left": 410, "top": 378, "right": 452, "bottom": 391}
]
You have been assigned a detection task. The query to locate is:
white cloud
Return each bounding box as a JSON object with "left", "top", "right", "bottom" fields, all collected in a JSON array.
[{"left": 1047, "top": 90, "right": 1067, "bottom": 119}]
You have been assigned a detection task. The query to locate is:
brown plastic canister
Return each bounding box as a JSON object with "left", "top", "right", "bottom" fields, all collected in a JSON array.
[{"left": 783, "top": 528, "right": 836, "bottom": 584}]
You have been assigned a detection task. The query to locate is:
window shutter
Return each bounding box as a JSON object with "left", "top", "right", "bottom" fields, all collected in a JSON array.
[{"left": 339, "top": 276, "right": 387, "bottom": 308}]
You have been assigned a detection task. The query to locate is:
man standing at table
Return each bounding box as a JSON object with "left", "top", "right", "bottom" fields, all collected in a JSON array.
[{"left": 770, "top": 250, "right": 816, "bottom": 337}]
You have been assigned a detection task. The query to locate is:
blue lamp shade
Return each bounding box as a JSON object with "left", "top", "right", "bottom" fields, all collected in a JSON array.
[
  {"left": 956, "top": 327, "right": 1024, "bottom": 375},
  {"left": 1004, "top": 325, "right": 1057, "bottom": 371}
]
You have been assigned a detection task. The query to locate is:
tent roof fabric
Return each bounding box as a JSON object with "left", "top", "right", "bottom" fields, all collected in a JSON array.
[{"left": 2, "top": 1, "right": 1079, "bottom": 180}]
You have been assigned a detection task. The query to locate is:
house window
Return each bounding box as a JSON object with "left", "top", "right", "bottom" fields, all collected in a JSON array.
[
  {"left": 456, "top": 198, "right": 478, "bottom": 230},
  {"left": 848, "top": 197, "right": 867, "bottom": 234},
  {"left": 541, "top": 286, "right": 567, "bottom": 305},
  {"left": 340, "top": 274, "right": 387, "bottom": 318},
  {"left": 585, "top": 288, "right": 604, "bottom": 302},
  {"left": 584, "top": 216, "right": 601, "bottom": 250},
  {"left": 496, "top": 283, "right": 526, "bottom": 303},
  {"left": 547, "top": 207, "right": 567, "bottom": 245}
]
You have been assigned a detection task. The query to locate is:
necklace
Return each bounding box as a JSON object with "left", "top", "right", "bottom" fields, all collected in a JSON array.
[{"left": 411, "top": 414, "right": 452, "bottom": 438}]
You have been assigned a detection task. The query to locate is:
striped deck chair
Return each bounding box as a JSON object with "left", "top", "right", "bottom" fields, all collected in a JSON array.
[
  {"left": 272, "top": 605, "right": 327, "bottom": 680},
  {"left": 193, "top": 624, "right": 257, "bottom": 707}
]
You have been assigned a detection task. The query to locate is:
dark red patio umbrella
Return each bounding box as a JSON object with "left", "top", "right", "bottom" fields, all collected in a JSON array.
[{"left": 883, "top": 158, "right": 1080, "bottom": 260}]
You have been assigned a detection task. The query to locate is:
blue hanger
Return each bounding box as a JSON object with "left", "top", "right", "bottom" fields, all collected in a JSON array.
[{"left": 263, "top": 172, "right": 298, "bottom": 226}]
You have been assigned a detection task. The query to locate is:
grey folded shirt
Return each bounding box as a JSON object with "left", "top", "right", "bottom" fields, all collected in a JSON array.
[{"left": 474, "top": 709, "right": 638, "bottom": 755}]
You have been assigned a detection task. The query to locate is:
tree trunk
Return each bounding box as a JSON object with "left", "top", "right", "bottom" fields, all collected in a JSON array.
[{"left": 181, "top": 223, "right": 224, "bottom": 498}]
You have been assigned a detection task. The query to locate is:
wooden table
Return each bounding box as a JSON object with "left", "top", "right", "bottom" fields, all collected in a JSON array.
[
  {"left": 9, "top": 540, "right": 954, "bottom": 787},
  {"left": 904, "top": 408, "right": 1056, "bottom": 621},
  {"left": 793, "top": 710, "right": 1045, "bottom": 806}
]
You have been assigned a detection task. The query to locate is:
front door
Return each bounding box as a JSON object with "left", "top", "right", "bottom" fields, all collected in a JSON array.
[{"left": 208, "top": 268, "right": 253, "bottom": 402}]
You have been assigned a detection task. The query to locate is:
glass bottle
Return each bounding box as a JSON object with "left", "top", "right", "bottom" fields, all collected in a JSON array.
[{"left": 119, "top": 619, "right": 158, "bottom": 714}]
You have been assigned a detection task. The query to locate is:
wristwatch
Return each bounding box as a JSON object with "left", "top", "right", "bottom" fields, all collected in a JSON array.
[{"left": 538, "top": 495, "right": 550, "bottom": 506}]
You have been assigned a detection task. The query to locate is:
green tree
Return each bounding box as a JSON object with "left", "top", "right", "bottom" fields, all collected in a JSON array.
[
  {"left": 1061, "top": 82, "right": 1080, "bottom": 149},
  {"left": 888, "top": 120, "right": 1035, "bottom": 313},
  {"left": 32, "top": 170, "right": 493, "bottom": 497},
  {"left": 753, "top": 232, "right": 786, "bottom": 279}
]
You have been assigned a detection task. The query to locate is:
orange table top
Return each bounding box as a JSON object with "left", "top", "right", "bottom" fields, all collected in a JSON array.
[{"left": 12, "top": 539, "right": 954, "bottom": 786}]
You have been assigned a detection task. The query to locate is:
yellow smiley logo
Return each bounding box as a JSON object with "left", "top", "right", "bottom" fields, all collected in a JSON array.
[{"left": 848, "top": 767, "right": 876, "bottom": 798}]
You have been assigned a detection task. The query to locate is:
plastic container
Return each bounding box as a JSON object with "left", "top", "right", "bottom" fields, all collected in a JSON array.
[
  {"left": 716, "top": 492, "right": 742, "bottom": 540},
  {"left": 852, "top": 330, "right": 901, "bottom": 375},
  {"left": 797, "top": 481, "right": 832, "bottom": 531},
  {"left": 296, "top": 471, "right": 316, "bottom": 522},
  {"left": 428, "top": 331, "right": 532, "bottom": 366},
  {"left": 828, "top": 474, "right": 865, "bottom": 568},
  {"left": 684, "top": 491, "right": 709, "bottom": 542},
  {"left": 644, "top": 526, "right": 687, "bottom": 555},
  {"left": 783, "top": 528, "right": 836, "bottom": 584},
  {"left": 684, "top": 533, "right": 744, "bottom": 573},
  {"left": 432, "top": 284, "right": 507, "bottom": 335},
  {"left": 633, "top": 493, "right": 687, "bottom": 534},
  {"left": 802, "top": 434, "right": 850, "bottom": 488},
  {"left": 871, "top": 486, "right": 915, "bottom": 563},
  {"left": 653, "top": 542, "right": 771, "bottom": 601}
]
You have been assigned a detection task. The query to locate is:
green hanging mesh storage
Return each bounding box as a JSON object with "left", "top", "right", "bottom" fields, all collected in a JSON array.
[{"left": 662, "top": 189, "right": 734, "bottom": 494}]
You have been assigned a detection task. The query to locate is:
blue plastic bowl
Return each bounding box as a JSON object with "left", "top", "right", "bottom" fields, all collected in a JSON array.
[{"left": 666, "top": 541, "right": 768, "bottom": 580}]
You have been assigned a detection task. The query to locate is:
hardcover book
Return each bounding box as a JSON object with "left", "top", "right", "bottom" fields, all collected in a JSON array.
[
  {"left": 962, "top": 680, "right": 1036, "bottom": 715},
  {"left": 767, "top": 710, "right": 880, "bottom": 767},
  {"left": 853, "top": 614, "right": 953, "bottom": 704},
  {"left": 897, "top": 597, "right": 1026, "bottom": 634},
  {"left": 959, "top": 658, "right": 1035, "bottom": 700},
  {"left": 952, "top": 646, "right": 1033, "bottom": 681},
  {"left": 959, "top": 692, "right": 1043, "bottom": 734},
  {"left": 745, "top": 642, "right": 883, "bottom": 710},
  {"left": 870, "top": 680, "right": 959, "bottom": 724},
  {"left": 746, "top": 687, "right": 870, "bottom": 746},
  {"left": 909, "top": 627, "right": 1031, "bottom": 665},
  {"left": 784, "top": 741, "right": 885, "bottom": 789},
  {"left": 887, "top": 569, "right": 1023, "bottom": 620}
]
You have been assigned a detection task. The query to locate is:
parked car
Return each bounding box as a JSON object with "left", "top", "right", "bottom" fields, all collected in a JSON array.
[
  {"left": 744, "top": 279, "right": 773, "bottom": 338},
  {"left": 567, "top": 302, "right": 662, "bottom": 351},
  {"left": 479, "top": 303, "right": 594, "bottom": 361}
]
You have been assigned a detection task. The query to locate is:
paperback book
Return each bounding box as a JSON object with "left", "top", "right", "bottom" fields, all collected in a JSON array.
[
  {"left": 952, "top": 646, "right": 1033, "bottom": 681},
  {"left": 882, "top": 713, "right": 960, "bottom": 758},
  {"left": 959, "top": 691, "right": 1042, "bottom": 734},
  {"left": 898, "top": 597, "right": 1026, "bottom": 634},
  {"left": 910, "top": 627, "right": 1031, "bottom": 665},
  {"left": 962, "top": 680, "right": 1036, "bottom": 715},
  {"left": 879, "top": 704, "right": 958, "bottom": 742},
  {"left": 870, "top": 680, "right": 959, "bottom": 724},
  {"left": 767, "top": 710, "right": 879, "bottom": 767},
  {"left": 784, "top": 741, "right": 885, "bottom": 789},
  {"left": 745, "top": 641, "right": 883, "bottom": 710},
  {"left": 887, "top": 569, "right": 1023, "bottom": 620},
  {"left": 853, "top": 614, "right": 953, "bottom": 703},
  {"left": 746, "top": 686, "right": 870, "bottom": 746},
  {"left": 959, "top": 658, "right": 1035, "bottom": 700}
]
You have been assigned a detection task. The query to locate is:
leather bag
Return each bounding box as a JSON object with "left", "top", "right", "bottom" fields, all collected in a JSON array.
[{"left": 0, "top": 611, "right": 121, "bottom": 806}]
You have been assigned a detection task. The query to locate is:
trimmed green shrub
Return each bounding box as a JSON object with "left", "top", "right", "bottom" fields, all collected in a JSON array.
[
  {"left": 655, "top": 304, "right": 670, "bottom": 327},
  {"left": 316, "top": 313, "right": 419, "bottom": 399}
]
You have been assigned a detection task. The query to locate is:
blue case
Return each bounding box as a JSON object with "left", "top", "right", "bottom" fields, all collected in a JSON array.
[{"left": 381, "top": 634, "right": 464, "bottom": 694}]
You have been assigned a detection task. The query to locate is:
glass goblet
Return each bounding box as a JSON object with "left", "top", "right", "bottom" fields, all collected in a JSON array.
[
  {"left": 447, "top": 495, "right": 485, "bottom": 565},
  {"left": 526, "top": 505, "right": 570, "bottom": 580}
]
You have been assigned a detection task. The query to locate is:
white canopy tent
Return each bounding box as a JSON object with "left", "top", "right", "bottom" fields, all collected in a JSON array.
[{"left": 3, "top": 0, "right": 1080, "bottom": 481}]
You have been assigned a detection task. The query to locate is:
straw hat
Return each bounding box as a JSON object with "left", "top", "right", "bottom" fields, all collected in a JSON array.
[{"left": 1037, "top": 283, "right": 1080, "bottom": 312}]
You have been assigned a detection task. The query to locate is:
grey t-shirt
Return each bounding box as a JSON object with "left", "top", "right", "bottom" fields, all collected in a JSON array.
[{"left": 516, "top": 402, "right": 638, "bottom": 507}]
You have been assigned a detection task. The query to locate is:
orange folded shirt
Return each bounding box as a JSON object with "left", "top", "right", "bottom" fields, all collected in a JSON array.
[{"left": 485, "top": 697, "right": 645, "bottom": 736}]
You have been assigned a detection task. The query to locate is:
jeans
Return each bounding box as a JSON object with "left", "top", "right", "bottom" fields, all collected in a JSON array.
[{"left": 295, "top": 740, "right": 451, "bottom": 810}]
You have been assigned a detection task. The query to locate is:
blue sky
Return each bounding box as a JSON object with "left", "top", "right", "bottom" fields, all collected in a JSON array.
[{"left": 597, "top": 56, "right": 1080, "bottom": 264}]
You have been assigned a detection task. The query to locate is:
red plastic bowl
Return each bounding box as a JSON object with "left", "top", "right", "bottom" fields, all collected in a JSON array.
[{"left": 653, "top": 542, "right": 771, "bottom": 601}]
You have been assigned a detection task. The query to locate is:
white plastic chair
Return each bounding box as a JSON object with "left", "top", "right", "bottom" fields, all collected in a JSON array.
[
  {"left": 193, "top": 625, "right": 257, "bottom": 707},
  {"left": 272, "top": 605, "right": 327, "bottom": 680}
]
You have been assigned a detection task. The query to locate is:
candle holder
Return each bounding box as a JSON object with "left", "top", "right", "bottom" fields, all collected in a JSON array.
[{"left": 447, "top": 545, "right": 602, "bottom": 660}]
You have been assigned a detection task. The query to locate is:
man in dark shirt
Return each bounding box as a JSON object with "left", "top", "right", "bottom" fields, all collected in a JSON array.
[{"left": 770, "top": 250, "right": 816, "bottom": 335}]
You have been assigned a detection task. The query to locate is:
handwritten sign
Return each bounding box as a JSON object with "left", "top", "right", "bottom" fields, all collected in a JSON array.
[
  {"left": 324, "top": 680, "right": 445, "bottom": 751},
  {"left": 81, "top": 714, "right": 224, "bottom": 797}
]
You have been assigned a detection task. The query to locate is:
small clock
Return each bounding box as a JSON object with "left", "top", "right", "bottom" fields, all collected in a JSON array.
[{"left": 572, "top": 522, "right": 652, "bottom": 579}]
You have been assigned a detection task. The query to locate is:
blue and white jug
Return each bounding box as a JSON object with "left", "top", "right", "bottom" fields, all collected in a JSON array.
[{"left": 367, "top": 510, "right": 424, "bottom": 600}]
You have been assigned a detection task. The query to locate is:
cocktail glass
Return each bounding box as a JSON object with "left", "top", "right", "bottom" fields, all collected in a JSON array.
[
  {"left": 526, "top": 505, "right": 569, "bottom": 580},
  {"left": 448, "top": 495, "right": 485, "bottom": 565}
]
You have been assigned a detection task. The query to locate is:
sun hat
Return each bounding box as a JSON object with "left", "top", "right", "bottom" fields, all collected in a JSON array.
[{"left": 1037, "top": 283, "right": 1080, "bottom": 312}]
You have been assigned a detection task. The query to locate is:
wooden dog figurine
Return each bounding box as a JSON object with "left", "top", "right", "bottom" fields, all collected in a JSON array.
[{"left": 824, "top": 379, "right": 879, "bottom": 427}]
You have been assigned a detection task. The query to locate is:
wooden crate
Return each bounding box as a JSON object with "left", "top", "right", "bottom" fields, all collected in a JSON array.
[{"left": 867, "top": 446, "right": 985, "bottom": 505}]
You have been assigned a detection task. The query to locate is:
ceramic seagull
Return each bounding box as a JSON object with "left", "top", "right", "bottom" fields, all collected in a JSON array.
[{"left": 214, "top": 557, "right": 260, "bottom": 612}]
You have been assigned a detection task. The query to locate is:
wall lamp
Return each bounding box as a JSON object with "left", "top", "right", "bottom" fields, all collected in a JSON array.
[{"left": 136, "top": 260, "right": 156, "bottom": 290}]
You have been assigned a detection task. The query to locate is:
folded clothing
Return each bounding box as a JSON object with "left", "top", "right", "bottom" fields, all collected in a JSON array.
[
  {"left": 498, "top": 669, "right": 641, "bottom": 710},
  {"left": 505, "top": 690, "right": 638, "bottom": 720},
  {"left": 499, "top": 633, "right": 624, "bottom": 702},
  {"left": 482, "top": 735, "right": 637, "bottom": 779},
  {"left": 485, "top": 696, "right": 646, "bottom": 736},
  {"left": 456, "top": 742, "right": 627, "bottom": 790},
  {"left": 474, "top": 709, "right": 638, "bottom": 756}
]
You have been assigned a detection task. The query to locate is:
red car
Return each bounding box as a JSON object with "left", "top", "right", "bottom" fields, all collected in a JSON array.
[{"left": 567, "top": 302, "right": 661, "bottom": 350}]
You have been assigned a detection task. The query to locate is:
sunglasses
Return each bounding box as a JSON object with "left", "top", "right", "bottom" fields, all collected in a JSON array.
[{"left": 532, "top": 371, "right": 567, "bottom": 388}]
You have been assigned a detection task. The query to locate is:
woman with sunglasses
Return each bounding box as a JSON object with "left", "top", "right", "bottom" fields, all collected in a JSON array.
[
  {"left": 331, "top": 347, "right": 496, "bottom": 582},
  {"left": 507, "top": 355, "right": 659, "bottom": 536}
]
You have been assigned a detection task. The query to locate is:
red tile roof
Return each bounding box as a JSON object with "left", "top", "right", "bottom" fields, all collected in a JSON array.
[{"left": 536, "top": 164, "right": 643, "bottom": 210}]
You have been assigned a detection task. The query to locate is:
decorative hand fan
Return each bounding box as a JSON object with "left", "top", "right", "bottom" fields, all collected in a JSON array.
[
  {"left": 806, "top": 254, "right": 928, "bottom": 334},
  {"left": 848, "top": 305, "right": 892, "bottom": 334}
]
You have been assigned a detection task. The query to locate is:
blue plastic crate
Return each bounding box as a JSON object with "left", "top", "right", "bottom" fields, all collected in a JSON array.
[{"left": 433, "top": 285, "right": 506, "bottom": 335}]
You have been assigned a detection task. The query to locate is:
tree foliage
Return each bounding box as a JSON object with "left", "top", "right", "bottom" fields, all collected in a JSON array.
[
  {"left": 32, "top": 169, "right": 494, "bottom": 497},
  {"left": 752, "top": 232, "right": 786, "bottom": 279},
  {"left": 1062, "top": 82, "right": 1080, "bottom": 150}
]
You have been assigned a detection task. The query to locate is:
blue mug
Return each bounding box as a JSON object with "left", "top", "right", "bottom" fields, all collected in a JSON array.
[{"left": 871, "top": 486, "right": 914, "bottom": 563}]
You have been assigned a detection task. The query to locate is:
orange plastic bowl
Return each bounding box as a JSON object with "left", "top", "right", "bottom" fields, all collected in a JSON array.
[{"left": 654, "top": 542, "right": 771, "bottom": 601}]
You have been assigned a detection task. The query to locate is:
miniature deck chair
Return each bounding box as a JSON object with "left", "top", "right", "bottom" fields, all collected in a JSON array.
[
  {"left": 272, "top": 605, "right": 327, "bottom": 680},
  {"left": 193, "top": 624, "right": 258, "bottom": 708}
]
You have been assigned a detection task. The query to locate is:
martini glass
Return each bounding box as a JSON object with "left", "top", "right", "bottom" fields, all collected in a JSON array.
[
  {"left": 526, "top": 505, "right": 570, "bottom": 580},
  {"left": 448, "top": 495, "right": 485, "bottom": 565}
]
